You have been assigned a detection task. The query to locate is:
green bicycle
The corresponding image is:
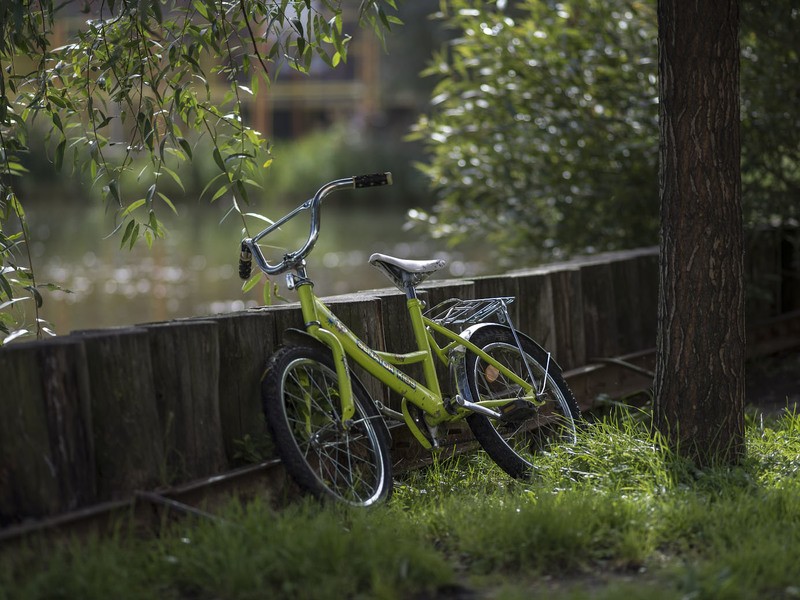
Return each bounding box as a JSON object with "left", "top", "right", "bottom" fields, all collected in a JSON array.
[{"left": 239, "top": 173, "right": 581, "bottom": 506}]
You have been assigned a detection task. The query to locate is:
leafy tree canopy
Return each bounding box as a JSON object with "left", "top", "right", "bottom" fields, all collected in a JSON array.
[
  {"left": 740, "top": 0, "right": 800, "bottom": 226},
  {"left": 412, "top": 0, "right": 799, "bottom": 264},
  {"left": 0, "top": 0, "right": 400, "bottom": 343}
]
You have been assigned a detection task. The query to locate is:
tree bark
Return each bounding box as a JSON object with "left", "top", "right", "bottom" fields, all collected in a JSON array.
[{"left": 655, "top": 0, "right": 746, "bottom": 465}]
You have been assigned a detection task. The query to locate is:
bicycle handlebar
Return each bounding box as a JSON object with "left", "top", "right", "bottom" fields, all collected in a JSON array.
[{"left": 239, "top": 172, "right": 392, "bottom": 278}]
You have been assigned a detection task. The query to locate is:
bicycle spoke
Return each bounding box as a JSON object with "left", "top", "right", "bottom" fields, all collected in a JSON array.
[
  {"left": 311, "top": 432, "right": 378, "bottom": 502},
  {"left": 469, "top": 335, "right": 578, "bottom": 474},
  {"left": 265, "top": 349, "right": 390, "bottom": 506}
]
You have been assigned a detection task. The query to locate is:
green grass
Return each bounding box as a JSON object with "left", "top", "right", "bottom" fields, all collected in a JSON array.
[{"left": 3, "top": 409, "right": 800, "bottom": 599}]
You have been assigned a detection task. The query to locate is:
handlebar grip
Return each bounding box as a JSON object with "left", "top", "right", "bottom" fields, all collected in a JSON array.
[
  {"left": 238, "top": 242, "right": 253, "bottom": 280},
  {"left": 354, "top": 172, "right": 393, "bottom": 188}
]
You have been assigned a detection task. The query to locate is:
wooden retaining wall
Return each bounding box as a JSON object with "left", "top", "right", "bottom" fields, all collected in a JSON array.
[{"left": 1, "top": 234, "right": 798, "bottom": 525}]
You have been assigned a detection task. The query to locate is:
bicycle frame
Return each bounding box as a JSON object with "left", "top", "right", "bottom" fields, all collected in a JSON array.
[
  {"left": 240, "top": 173, "right": 547, "bottom": 451},
  {"left": 293, "top": 280, "right": 540, "bottom": 448},
  {"left": 241, "top": 175, "right": 580, "bottom": 500}
]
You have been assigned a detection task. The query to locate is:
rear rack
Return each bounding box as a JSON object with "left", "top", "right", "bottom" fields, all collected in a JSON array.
[
  {"left": 424, "top": 295, "right": 549, "bottom": 396},
  {"left": 424, "top": 297, "right": 515, "bottom": 329}
]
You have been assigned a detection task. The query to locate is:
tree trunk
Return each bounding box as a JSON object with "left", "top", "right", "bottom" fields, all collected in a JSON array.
[{"left": 655, "top": 0, "right": 745, "bottom": 465}]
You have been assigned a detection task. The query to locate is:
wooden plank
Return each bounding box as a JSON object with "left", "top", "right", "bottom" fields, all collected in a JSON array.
[
  {"left": 363, "top": 288, "right": 416, "bottom": 354},
  {"left": 548, "top": 266, "right": 586, "bottom": 370},
  {"left": 580, "top": 261, "right": 619, "bottom": 360},
  {"left": 76, "top": 328, "right": 165, "bottom": 500},
  {"left": 472, "top": 274, "right": 522, "bottom": 336},
  {"left": 0, "top": 338, "right": 95, "bottom": 523},
  {"left": 212, "top": 311, "right": 277, "bottom": 466},
  {"left": 266, "top": 303, "right": 306, "bottom": 342},
  {"left": 419, "top": 278, "right": 476, "bottom": 310},
  {"left": 473, "top": 274, "right": 518, "bottom": 308},
  {"left": 610, "top": 256, "right": 647, "bottom": 354},
  {"left": 511, "top": 269, "right": 557, "bottom": 352},
  {"left": 144, "top": 320, "right": 226, "bottom": 482},
  {"left": 637, "top": 252, "right": 659, "bottom": 346}
]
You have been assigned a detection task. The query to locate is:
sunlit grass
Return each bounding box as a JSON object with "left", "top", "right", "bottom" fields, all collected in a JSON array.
[{"left": 3, "top": 409, "right": 800, "bottom": 599}]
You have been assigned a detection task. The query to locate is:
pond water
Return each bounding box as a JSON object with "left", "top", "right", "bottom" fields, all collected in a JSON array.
[{"left": 22, "top": 197, "right": 489, "bottom": 334}]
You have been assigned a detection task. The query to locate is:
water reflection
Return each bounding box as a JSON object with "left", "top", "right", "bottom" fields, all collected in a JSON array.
[{"left": 27, "top": 201, "right": 486, "bottom": 334}]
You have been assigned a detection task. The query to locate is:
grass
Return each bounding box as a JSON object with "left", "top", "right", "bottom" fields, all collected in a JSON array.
[{"left": 3, "top": 408, "right": 800, "bottom": 599}]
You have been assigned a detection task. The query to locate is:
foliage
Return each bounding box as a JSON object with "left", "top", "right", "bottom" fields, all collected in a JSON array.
[
  {"left": 0, "top": 0, "right": 402, "bottom": 344},
  {"left": 740, "top": 0, "right": 800, "bottom": 226},
  {"left": 411, "top": 0, "right": 659, "bottom": 264},
  {"left": 413, "top": 0, "right": 800, "bottom": 264}
]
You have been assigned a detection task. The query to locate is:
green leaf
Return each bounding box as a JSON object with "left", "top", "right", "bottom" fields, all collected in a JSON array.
[
  {"left": 235, "top": 179, "right": 249, "bottom": 205},
  {"left": 241, "top": 270, "right": 263, "bottom": 293},
  {"left": 212, "top": 147, "right": 226, "bottom": 172},
  {"left": 108, "top": 180, "right": 121, "bottom": 206},
  {"left": 0, "top": 297, "right": 28, "bottom": 311},
  {"left": 263, "top": 281, "right": 273, "bottom": 306},
  {"left": 130, "top": 223, "right": 140, "bottom": 250},
  {"left": 0, "top": 275, "right": 15, "bottom": 300},
  {"left": 158, "top": 192, "right": 180, "bottom": 216},
  {"left": 37, "top": 282, "right": 72, "bottom": 294},
  {"left": 55, "top": 139, "right": 66, "bottom": 171},
  {"left": 200, "top": 172, "right": 227, "bottom": 201},
  {"left": 24, "top": 285, "right": 43, "bottom": 309},
  {"left": 243, "top": 212, "right": 275, "bottom": 225},
  {"left": 150, "top": 0, "right": 163, "bottom": 23},
  {"left": 121, "top": 198, "right": 147, "bottom": 218},
  {"left": 210, "top": 182, "right": 230, "bottom": 203},
  {"left": 120, "top": 219, "right": 136, "bottom": 248},
  {"left": 3, "top": 329, "right": 30, "bottom": 345},
  {"left": 9, "top": 194, "right": 24, "bottom": 218},
  {"left": 178, "top": 137, "right": 193, "bottom": 160},
  {"left": 161, "top": 166, "right": 185, "bottom": 192},
  {"left": 145, "top": 184, "right": 157, "bottom": 206}
]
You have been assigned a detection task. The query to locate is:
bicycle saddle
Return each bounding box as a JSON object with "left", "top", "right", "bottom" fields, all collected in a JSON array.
[{"left": 369, "top": 252, "right": 447, "bottom": 291}]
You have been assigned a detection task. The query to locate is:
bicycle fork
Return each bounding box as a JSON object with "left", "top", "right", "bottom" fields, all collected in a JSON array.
[{"left": 295, "top": 282, "right": 357, "bottom": 427}]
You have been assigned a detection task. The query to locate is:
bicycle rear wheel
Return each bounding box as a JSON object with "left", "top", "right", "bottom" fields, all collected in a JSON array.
[
  {"left": 262, "top": 345, "right": 393, "bottom": 506},
  {"left": 464, "top": 325, "right": 581, "bottom": 479}
]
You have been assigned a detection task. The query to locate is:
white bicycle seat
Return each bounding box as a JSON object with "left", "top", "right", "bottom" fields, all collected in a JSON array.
[{"left": 369, "top": 252, "right": 447, "bottom": 291}]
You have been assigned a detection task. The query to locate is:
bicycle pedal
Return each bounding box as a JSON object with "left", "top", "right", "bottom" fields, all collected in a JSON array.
[{"left": 498, "top": 399, "right": 538, "bottom": 422}]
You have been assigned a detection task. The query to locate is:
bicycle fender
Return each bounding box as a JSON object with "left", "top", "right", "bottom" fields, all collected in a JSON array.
[
  {"left": 451, "top": 323, "right": 563, "bottom": 404},
  {"left": 459, "top": 323, "right": 559, "bottom": 368},
  {"left": 282, "top": 327, "right": 328, "bottom": 352},
  {"left": 280, "top": 327, "right": 393, "bottom": 445}
]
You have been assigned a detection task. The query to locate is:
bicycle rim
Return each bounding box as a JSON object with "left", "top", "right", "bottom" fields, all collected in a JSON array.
[
  {"left": 468, "top": 331, "right": 579, "bottom": 477},
  {"left": 279, "top": 357, "right": 388, "bottom": 506}
]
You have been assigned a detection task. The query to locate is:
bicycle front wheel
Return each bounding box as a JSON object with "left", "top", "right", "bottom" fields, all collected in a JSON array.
[
  {"left": 464, "top": 325, "right": 581, "bottom": 479},
  {"left": 262, "top": 345, "right": 393, "bottom": 506}
]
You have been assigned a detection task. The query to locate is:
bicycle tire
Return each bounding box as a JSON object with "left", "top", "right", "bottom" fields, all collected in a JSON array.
[
  {"left": 262, "top": 345, "right": 393, "bottom": 506},
  {"left": 464, "top": 325, "right": 581, "bottom": 479}
]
